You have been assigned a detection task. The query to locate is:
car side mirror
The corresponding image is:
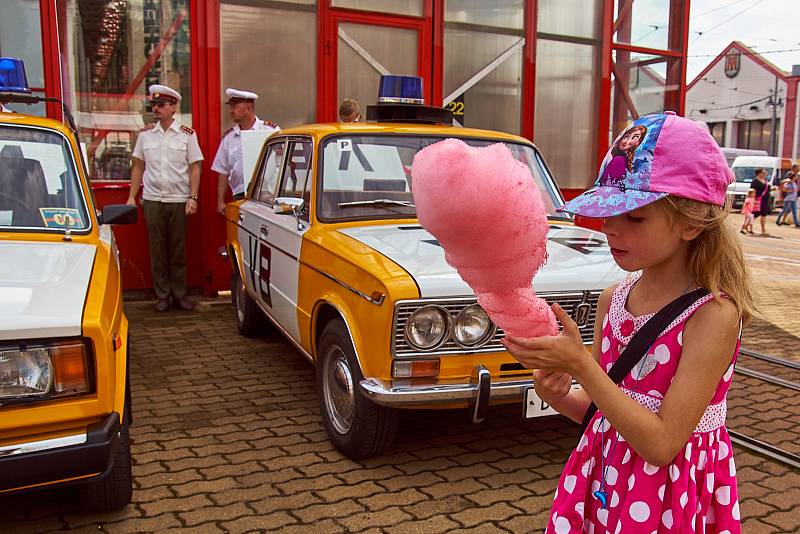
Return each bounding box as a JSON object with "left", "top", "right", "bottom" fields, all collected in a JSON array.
[
  {"left": 99, "top": 203, "right": 138, "bottom": 225},
  {"left": 273, "top": 197, "right": 306, "bottom": 231},
  {"left": 273, "top": 197, "right": 305, "bottom": 215}
]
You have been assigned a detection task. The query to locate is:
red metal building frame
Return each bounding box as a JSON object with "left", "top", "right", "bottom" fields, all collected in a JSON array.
[{"left": 36, "top": 0, "right": 690, "bottom": 294}]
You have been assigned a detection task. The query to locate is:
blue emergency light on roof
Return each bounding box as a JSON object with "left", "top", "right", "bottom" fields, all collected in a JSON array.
[
  {"left": 0, "top": 57, "right": 31, "bottom": 94},
  {"left": 377, "top": 75, "right": 424, "bottom": 105},
  {"left": 367, "top": 74, "right": 452, "bottom": 125}
]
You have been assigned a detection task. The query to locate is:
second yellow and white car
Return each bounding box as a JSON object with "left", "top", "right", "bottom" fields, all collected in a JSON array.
[{"left": 226, "top": 115, "right": 622, "bottom": 459}]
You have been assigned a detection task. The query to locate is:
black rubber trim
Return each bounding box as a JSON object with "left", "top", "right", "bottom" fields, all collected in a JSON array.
[{"left": 0, "top": 412, "right": 120, "bottom": 492}]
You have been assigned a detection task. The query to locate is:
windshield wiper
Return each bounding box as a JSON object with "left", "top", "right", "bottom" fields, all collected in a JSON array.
[{"left": 338, "top": 199, "right": 415, "bottom": 208}]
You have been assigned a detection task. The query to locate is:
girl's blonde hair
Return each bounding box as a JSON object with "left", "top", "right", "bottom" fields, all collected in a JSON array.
[{"left": 662, "top": 196, "right": 756, "bottom": 323}]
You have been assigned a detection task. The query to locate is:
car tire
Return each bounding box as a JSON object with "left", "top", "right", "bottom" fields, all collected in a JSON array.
[
  {"left": 317, "top": 318, "right": 398, "bottom": 459},
  {"left": 231, "top": 269, "right": 263, "bottom": 337},
  {"left": 77, "top": 385, "right": 133, "bottom": 512}
]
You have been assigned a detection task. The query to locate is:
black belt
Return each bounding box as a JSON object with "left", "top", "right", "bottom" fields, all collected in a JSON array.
[{"left": 232, "top": 193, "right": 244, "bottom": 200}]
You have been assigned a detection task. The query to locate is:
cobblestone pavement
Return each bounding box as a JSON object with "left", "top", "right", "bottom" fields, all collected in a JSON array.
[{"left": 2, "top": 216, "right": 799, "bottom": 533}]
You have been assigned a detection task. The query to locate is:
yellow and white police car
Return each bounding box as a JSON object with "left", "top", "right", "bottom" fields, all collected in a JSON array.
[
  {"left": 0, "top": 58, "right": 137, "bottom": 510},
  {"left": 226, "top": 76, "right": 623, "bottom": 459}
]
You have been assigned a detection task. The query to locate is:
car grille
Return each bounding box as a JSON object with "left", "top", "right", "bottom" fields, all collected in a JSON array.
[{"left": 392, "top": 291, "right": 601, "bottom": 357}]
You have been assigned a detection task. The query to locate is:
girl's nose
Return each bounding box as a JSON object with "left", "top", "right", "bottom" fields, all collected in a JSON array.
[{"left": 600, "top": 217, "right": 615, "bottom": 235}]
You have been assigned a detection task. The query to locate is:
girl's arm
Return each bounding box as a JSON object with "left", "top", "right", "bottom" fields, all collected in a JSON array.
[
  {"left": 505, "top": 284, "right": 617, "bottom": 424},
  {"left": 505, "top": 296, "right": 740, "bottom": 466}
]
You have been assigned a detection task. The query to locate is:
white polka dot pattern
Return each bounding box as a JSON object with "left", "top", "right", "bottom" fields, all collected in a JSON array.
[{"left": 620, "top": 387, "right": 727, "bottom": 432}]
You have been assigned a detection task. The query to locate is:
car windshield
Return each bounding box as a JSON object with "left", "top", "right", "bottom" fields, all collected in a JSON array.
[
  {"left": 0, "top": 125, "right": 89, "bottom": 231},
  {"left": 319, "top": 134, "right": 568, "bottom": 222},
  {"left": 733, "top": 166, "right": 773, "bottom": 184}
]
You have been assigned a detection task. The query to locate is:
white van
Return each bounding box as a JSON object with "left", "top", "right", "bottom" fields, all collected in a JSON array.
[
  {"left": 728, "top": 156, "right": 794, "bottom": 212},
  {"left": 720, "top": 147, "right": 767, "bottom": 168}
]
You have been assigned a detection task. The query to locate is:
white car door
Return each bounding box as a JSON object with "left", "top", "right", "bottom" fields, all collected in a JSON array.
[
  {"left": 255, "top": 137, "right": 312, "bottom": 342},
  {"left": 237, "top": 139, "right": 287, "bottom": 310}
]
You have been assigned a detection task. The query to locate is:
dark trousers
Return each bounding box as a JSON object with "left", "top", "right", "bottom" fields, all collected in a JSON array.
[{"left": 143, "top": 200, "right": 187, "bottom": 299}]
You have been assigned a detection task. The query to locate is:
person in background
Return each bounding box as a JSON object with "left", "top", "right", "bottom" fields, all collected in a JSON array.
[
  {"left": 212, "top": 88, "right": 280, "bottom": 215},
  {"left": 127, "top": 84, "right": 203, "bottom": 312},
  {"left": 749, "top": 168, "right": 770, "bottom": 236},
  {"left": 338, "top": 98, "right": 360, "bottom": 122},
  {"left": 740, "top": 188, "right": 756, "bottom": 234},
  {"left": 776, "top": 172, "right": 799, "bottom": 227}
]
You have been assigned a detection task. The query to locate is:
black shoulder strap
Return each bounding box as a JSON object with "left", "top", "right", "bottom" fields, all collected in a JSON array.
[{"left": 579, "top": 287, "right": 711, "bottom": 434}]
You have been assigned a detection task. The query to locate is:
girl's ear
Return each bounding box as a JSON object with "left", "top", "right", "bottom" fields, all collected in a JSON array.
[{"left": 681, "top": 224, "right": 703, "bottom": 242}]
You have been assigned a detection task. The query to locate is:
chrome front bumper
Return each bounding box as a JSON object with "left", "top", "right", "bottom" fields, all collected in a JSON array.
[{"left": 359, "top": 365, "right": 533, "bottom": 422}]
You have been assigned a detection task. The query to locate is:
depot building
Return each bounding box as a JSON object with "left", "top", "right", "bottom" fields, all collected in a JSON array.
[{"left": 2, "top": 0, "right": 690, "bottom": 294}]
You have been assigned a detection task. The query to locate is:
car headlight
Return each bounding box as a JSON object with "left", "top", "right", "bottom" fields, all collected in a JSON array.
[
  {"left": 405, "top": 306, "right": 449, "bottom": 350},
  {"left": 453, "top": 304, "right": 494, "bottom": 347},
  {"left": 0, "top": 341, "right": 91, "bottom": 401}
]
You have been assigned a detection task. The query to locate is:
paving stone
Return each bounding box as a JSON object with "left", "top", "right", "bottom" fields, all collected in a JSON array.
[
  {"left": 337, "top": 505, "right": 413, "bottom": 531},
  {"left": 179, "top": 501, "right": 252, "bottom": 526},
  {"left": 384, "top": 515, "right": 460, "bottom": 534},
  {"left": 450, "top": 502, "right": 520, "bottom": 527}
]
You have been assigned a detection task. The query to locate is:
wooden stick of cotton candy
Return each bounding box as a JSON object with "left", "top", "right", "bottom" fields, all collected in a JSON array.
[{"left": 410, "top": 139, "right": 558, "bottom": 338}]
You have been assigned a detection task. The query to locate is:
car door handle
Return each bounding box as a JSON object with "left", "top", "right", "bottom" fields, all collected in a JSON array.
[
  {"left": 260, "top": 224, "right": 269, "bottom": 237},
  {"left": 238, "top": 213, "right": 244, "bottom": 222}
]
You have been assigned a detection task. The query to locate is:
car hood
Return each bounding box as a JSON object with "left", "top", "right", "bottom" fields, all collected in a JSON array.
[
  {"left": 0, "top": 241, "right": 96, "bottom": 340},
  {"left": 338, "top": 223, "right": 623, "bottom": 298}
]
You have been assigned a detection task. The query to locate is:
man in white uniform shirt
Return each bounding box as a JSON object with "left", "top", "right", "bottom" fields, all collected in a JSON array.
[
  {"left": 127, "top": 84, "right": 203, "bottom": 312},
  {"left": 212, "top": 88, "right": 279, "bottom": 215}
]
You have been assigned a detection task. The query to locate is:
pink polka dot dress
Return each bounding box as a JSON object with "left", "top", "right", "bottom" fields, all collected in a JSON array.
[{"left": 546, "top": 276, "right": 741, "bottom": 534}]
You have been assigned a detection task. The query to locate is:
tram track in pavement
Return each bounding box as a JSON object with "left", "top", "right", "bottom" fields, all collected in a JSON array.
[{"left": 729, "top": 347, "right": 800, "bottom": 470}]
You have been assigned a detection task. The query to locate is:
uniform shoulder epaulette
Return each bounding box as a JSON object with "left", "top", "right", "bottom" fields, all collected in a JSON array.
[
  {"left": 141, "top": 122, "right": 156, "bottom": 131},
  {"left": 180, "top": 125, "right": 195, "bottom": 135},
  {"left": 264, "top": 120, "right": 280, "bottom": 129},
  {"left": 222, "top": 126, "right": 235, "bottom": 137}
]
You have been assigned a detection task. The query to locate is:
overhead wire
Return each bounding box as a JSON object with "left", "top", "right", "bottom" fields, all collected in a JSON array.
[{"left": 691, "top": 0, "right": 766, "bottom": 43}]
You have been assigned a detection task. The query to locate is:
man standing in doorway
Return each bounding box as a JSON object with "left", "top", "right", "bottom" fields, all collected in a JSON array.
[
  {"left": 127, "top": 84, "right": 203, "bottom": 312},
  {"left": 213, "top": 88, "right": 280, "bottom": 215}
]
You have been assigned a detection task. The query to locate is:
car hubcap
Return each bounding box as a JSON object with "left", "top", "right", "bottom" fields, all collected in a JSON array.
[
  {"left": 235, "top": 276, "right": 246, "bottom": 323},
  {"left": 323, "top": 345, "right": 355, "bottom": 435}
]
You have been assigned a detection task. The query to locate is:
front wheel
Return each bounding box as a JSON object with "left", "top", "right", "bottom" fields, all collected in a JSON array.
[
  {"left": 316, "top": 319, "right": 398, "bottom": 459},
  {"left": 77, "top": 390, "right": 133, "bottom": 511},
  {"left": 231, "top": 269, "right": 263, "bottom": 337}
]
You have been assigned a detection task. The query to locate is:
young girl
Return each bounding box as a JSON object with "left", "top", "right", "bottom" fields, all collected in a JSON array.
[
  {"left": 740, "top": 189, "right": 756, "bottom": 234},
  {"left": 504, "top": 112, "right": 754, "bottom": 534}
]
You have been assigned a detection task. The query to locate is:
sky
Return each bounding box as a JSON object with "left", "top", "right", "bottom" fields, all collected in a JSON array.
[
  {"left": 687, "top": 0, "right": 800, "bottom": 80},
  {"left": 622, "top": 0, "right": 800, "bottom": 81}
]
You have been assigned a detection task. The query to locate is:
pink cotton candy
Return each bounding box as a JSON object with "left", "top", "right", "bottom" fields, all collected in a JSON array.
[{"left": 411, "top": 139, "right": 558, "bottom": 337}]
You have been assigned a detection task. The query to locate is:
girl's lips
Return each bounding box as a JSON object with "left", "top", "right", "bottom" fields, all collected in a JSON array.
[{"left": 610, "top": 247, "right": 627, "bottom": 256}]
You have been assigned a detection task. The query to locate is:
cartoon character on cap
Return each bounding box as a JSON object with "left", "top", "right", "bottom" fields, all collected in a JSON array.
[{"left": 599, "top": 124, "right": 647, "bottom": 186}]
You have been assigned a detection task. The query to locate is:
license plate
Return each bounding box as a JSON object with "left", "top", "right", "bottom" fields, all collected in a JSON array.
[{"left": 523, "top": 382, "right": 581, "bottom": 419}]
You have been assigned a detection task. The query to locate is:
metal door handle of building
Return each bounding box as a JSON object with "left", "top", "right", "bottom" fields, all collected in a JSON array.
[{"left": 260, "top": 225, "right": 269, "bottom": 237}]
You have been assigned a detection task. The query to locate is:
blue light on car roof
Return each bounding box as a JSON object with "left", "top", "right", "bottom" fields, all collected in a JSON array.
[
  {"left": 0, "top": 57, "right": 31, "bottom": 94},
  {"left": 377, "top": 75, "right": 424, "bottom": 105}
]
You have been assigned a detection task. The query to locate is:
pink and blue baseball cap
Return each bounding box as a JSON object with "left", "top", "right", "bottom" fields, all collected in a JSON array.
[{"left": 559, "top": 111, "right": 734, "bottom": 218}]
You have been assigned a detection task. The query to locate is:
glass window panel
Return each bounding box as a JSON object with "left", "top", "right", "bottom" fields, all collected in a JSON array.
[
  {"left": 613, "top": 0, "right": 674, "bottom": 51},
  {"left": 332, "top": 0, "right": 422, "bottom": 17},
  {"left": 444, "top": 29, "right": 522, "bottom": 134},
  {"left": 220, "top": 2, "right": 316, "bottom": 131},
  {"left": 257, "top": 142, "right": 286, "bottom": 204},
  {"left": 534, "top": 39, "right": 599, "bottom": 189},
  {"left": 337, "top": 23, "right": 417, "bottom": 118},
  {"left": 610, "top": 50, "right": 681, "bottom": 138},
  {"left": 279, "top": 140, "right": 311, "bottom": 199},
  {"left": 61, "top": 0, "right": 192, "bottom": 181},
  {"left": 0, "top": 0, "right": 44, "bottom": 88},
  {"left": 445, "top": 0, "right": 524, "bottom": 30},
  {"left": 537, "top": 0, "right": 601, "bottom": 39}
]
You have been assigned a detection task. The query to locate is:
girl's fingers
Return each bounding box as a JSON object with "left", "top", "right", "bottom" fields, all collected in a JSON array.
[{"left": 551, "top": 303, "right": 581, "bottom": 338}]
